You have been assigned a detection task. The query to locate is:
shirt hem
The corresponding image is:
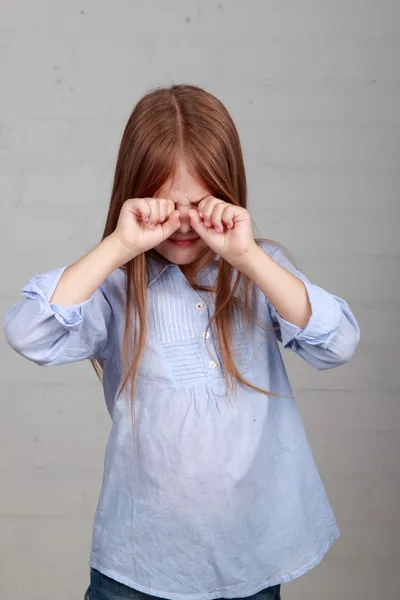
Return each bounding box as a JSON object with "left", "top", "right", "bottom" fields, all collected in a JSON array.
[{"left": 89, "top": 531, "right": 339, "bottom": 600}]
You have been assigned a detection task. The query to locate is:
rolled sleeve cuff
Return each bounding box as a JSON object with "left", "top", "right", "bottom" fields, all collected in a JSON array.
[
  {"left": 277, "top": 279, "right": 343, "bottom": 348},
  {"left": 21, "top": 266, "right": 92, "bottom": 332}
]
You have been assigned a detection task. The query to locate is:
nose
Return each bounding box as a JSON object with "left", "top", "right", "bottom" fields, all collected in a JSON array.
[{"left": 175, "top": 197, "right": 194, "bottom": 234}]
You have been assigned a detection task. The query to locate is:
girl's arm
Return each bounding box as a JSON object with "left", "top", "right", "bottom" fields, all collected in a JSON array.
[
  {"left": 240, "top": 244, "right": 312, "bottom": 329},
  {"left": 4, "top": 197, "right": 179, "bottom": 367},
  {"left": 239, "top": 243, "right": 360, "bottom": 370},
  {"left": 3, "top": 234, "right": 127, "bottom": 366},
  {"left": 48, "top": 233, "right": 126, "bottom": 306}
]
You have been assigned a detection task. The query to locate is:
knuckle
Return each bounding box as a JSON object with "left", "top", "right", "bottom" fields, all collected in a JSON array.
[
  {"left": 142, "top": 204, "right": 151, "bottom": 216},
  {"left": 128, "top": 198, "right": 139, "bottom": 209}
]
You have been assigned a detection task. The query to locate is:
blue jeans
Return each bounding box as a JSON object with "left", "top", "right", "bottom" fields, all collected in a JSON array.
[{"left": 84, "top": 568, "right": 281, "bottom": 600}]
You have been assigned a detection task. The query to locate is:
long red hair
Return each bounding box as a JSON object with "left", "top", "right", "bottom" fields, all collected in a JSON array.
[{"left": 91, "top": 84, "right": 283, "bottom": 411}]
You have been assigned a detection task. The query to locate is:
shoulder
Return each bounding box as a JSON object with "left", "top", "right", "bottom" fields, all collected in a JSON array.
[
  {"left": 254, "top": 238, "right": 299, "bottom": 272},
  {"left": 254, "top": 238, "right": 283, "bottom": 258}
]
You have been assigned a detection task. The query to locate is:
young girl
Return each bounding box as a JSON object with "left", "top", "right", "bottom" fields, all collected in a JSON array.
[{"left": 4, "top": 84, "right": 360, "bottom": 600}]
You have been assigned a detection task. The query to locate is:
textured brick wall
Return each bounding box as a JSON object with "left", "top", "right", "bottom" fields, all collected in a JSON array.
[{"left": 1, "top": 2, "right": 399, "bottom": 598}]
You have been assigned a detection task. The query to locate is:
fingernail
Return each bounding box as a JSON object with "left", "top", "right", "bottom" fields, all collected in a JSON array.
[
  {"left": 205, "top": 220, "right": 211, "bottom": 227},
  {"left": 149, "top": 223, "right": 155, "bottom": 229}
]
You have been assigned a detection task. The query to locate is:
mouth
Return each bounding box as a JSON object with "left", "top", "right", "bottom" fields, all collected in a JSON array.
[{"left": 168, "top": 237, "right": 199, "bottom": 247}]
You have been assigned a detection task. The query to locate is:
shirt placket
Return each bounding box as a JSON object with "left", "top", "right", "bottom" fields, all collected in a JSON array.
[{"left": 175, "top": 265, "right": 222, "bottom": 375}]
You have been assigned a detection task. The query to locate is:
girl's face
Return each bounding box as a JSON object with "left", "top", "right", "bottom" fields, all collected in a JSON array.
[{"left": 153, "top": 163, "right": 211, "bottom": 266}]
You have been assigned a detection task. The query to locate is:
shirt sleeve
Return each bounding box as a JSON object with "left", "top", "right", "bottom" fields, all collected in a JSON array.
[
  {"left": 3, "top": 265, "right": 113, "bottom": 366},
  {"left": 264, "top": 245, "right": 360, "bottom": 370}
]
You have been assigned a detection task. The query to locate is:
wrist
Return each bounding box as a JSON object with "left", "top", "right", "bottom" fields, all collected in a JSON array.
[
  {"left": 230, "top": 242, "right": 261, "bottom": 276},
  {"left": 101, "top": 234, "right": 139, "bottom": 270}
]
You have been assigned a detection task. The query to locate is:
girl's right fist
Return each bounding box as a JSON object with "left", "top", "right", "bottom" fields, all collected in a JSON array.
[{"left": 109, "top": 197, "right": 180, "bottom": 263}]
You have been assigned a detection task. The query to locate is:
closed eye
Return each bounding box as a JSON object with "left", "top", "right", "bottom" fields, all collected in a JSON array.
[
  {"left": 192, "top": 194, "right": 210, "bottom": 204},
  {"left": 168, "top": 194, "right": 211, "bottom": 205}
]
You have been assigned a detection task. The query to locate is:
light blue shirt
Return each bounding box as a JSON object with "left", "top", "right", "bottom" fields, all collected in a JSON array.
[{"left": 3, "top": 241, "right": 360, "bottom": 600}]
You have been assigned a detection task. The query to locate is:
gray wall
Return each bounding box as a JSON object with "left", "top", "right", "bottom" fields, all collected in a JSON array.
[{"left": 1, "top": 1, "right": 399, "bottom": 598}]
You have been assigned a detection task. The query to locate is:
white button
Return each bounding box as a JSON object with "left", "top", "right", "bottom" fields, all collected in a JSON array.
[
  {"left": 196, "top": 302, "right": 204, "bottom": 310},
  {"left": 209, "top": 360, "right": 217, "bottom": 369},
  {"left": 203, "top": 331, "right": 210, "bottom": 339}
]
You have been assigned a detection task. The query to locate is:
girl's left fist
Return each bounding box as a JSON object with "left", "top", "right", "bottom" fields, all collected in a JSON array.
[{"left": 188, "top": 196, "right": 256, "bottom": 267}]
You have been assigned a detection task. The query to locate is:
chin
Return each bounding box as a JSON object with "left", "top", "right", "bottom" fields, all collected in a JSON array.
[{"left": 156, "top": 240, "right": 207, "bottom": 265}]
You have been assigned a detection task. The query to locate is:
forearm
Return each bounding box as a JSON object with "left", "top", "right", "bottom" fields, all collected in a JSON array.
[
  {"left": 50, "top": 233, "right": 129, "bottom": 306},
  {"left": 235, "top": 244, "right": 312, "bottom": 329}
]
